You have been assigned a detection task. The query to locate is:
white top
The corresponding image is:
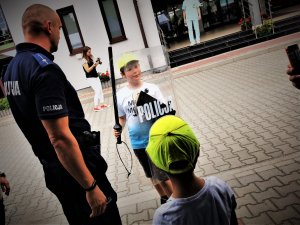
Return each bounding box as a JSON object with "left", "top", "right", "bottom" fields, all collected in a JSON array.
[
  {"left": 152, "top": 176, "right": 236, "bottom": 225},
  {"left": 82, "top": 56, "right": 95, "bottom": 65},
  {"left": 182, "top": 0, "right": 201, "bottom": 20}
]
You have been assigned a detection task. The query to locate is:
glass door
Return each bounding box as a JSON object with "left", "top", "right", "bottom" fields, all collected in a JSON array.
[{"left": 201, "top": 0, "right": 240, "bottom": 29}]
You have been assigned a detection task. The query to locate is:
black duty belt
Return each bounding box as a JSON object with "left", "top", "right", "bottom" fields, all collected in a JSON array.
[
  {"left": 40, "top": 131, "right": 100, "bottom": 167},
  {"left": 76, "top": 131, "right": 100, "bottom": 148}
]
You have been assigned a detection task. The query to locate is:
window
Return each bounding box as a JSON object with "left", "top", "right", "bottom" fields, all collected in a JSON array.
[
  {"left": 0, "top": 5, "right": 14, "bottom": 53},
  {"left": 98, "top": 0, "right": 127, "bottom": 44},
  {"left": 57, "top": 6, "right": 85, "bottom": 55}
]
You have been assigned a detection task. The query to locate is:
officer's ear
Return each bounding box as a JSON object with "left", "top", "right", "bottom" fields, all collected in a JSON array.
[{"left": 43, "top": 20, "right": 52, "bottom": 36}]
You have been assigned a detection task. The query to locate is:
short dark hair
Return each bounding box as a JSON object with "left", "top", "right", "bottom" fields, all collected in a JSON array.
[
  {"left": 120, "top": 60, "right": 139, "bottom": 75},
  {"left": 22, "top": 4, "right": 57, "bottom": 36}
]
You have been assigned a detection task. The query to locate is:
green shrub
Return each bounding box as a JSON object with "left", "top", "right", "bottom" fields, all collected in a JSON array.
[
  {"left": 256, "top": 19, "right": 273, "bottom": 37},
  {"left": 0, "top": 97, "right": 10, "bottom": 110}
]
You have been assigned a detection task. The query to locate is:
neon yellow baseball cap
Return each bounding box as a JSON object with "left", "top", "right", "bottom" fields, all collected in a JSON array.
[
  {"left": 117, "top": 53, "right": 138, "bottom": 70},
  {"left": 146, "top": 115, "right": 200, "bottom": 174}
]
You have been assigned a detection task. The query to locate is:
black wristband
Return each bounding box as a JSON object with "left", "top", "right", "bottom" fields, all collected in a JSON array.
[
  {"left": 0, "top": 172, "right": 6, "bottom": 178},
  {"left": 85, "top": 179, "right": 97, "bottom": 192}
]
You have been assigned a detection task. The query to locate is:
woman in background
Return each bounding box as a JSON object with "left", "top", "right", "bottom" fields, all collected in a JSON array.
[{"left": 82, "top": 46, "right": 110, "bottom": 112}]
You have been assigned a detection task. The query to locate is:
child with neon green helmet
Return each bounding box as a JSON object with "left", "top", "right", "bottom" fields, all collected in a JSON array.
[{"left": 146, "top": 115, "right": 239, "bottom": 225}]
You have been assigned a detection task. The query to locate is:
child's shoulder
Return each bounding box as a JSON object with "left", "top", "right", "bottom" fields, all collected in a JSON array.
[
  {"left": 117, "top": 85, "right": 131, "bottom": 95},
  {"left": 143, "top": 82, "right": 159, "bottom": 89},
  {"left": 205, "top": 176, "right": 233, "bottom": 194},
  {"left": 117, "top": 85, "right": 127, "bottom": 92}
]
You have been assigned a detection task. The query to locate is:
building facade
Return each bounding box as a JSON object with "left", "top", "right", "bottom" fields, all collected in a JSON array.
[{"left": 0, "top": 0, "right": 162, "bottom": 90}]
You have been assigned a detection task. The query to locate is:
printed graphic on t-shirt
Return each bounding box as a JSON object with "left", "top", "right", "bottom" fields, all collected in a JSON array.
[
  {"left": 117, "top": 82, "right": 176, "bottom": 149},
  {"left": 136, "top": 91, "right": 176, "bottom": 123},
  {"left": 126, "top": 98, "right": 138, "bottom": 117}
]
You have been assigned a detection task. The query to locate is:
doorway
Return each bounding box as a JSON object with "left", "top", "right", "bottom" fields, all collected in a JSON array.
[{"left": 152, "top": 0, "right": 241, "bottom": 50}]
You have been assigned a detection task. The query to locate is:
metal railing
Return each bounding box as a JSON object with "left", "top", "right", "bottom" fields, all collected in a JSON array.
[
  {"left": 156, "top": 22, "right": 169, "bottom": 48},
  {"left": 240, "top": 0, "right": 253, "bottom": 31},
  {"left": 264, "top": 0, "right": 275, "bottom": 34}
]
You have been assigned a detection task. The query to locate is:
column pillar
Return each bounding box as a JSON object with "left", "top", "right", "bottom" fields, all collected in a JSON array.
[
  {"left": 258, "top": 0, "right": 267, "bottom": 16},
  {"left": 248, "top": 0, "right": 262, "bottom": 26}
]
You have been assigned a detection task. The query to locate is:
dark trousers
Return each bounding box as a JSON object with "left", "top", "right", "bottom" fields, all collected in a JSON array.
[
  {"left": 0, "top": 199, "right": 4, "bottom": 225},
  {"left": 42, "top": 144, "right": 122, "bottom": 225}
]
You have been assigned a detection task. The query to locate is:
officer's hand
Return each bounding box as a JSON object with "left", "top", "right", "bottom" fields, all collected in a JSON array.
[
  {"left": 0, "top": 177, "right": 10, "bottom": 196},
  {"left": 86, "top": 186, "right": 108, "bottom": 218}
]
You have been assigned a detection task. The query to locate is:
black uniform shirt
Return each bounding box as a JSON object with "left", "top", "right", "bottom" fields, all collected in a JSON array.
[{"left": 3, "top": 43, "right": 91, "bottom": 159}]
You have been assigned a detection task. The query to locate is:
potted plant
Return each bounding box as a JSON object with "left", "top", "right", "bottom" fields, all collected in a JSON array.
[
  {"left": 238, "top": 16, "right": 252, "bottom": 31},
  {"left": 255, "top": 19, "right": 273, "bottom": 37},
  {"left": 98, "top": 70, "right": 110, "bottom": 82}
]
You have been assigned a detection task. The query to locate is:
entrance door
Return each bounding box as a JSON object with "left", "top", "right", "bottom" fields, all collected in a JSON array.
[
  {"left": 201, "top": 0, "right": 240, "bottom": 29},
  {"left": 201, "top": 0, "right": 221, "bottom": 28}
]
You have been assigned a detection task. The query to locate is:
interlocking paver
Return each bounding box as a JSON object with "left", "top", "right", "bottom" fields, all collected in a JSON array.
[
  {"left": 277, "top": 171, "right": 300, "bottom": 185},
  {"left": 271, "top": 193, "right": 300, "bottom": 210},
  {"left": 252, "top": 189, "right": 281, "bottom": 203},
  {"left": 242, "top": 213, "right": 274, "bottom": 224},
  {"left": 284, "top": 137, "right": 300, "bottom": 147},
  {"left": 127, "top": 210, "right": 149, "bottom": 225},
  {"left": 247, "top": 199, "right": 277, "bottom": 217},
  {"left": 235, "top": 149, "right": 254, "bottom": 161},
  {"left": 237, "top": 137, "right": 253, "bottom": 147},
  {"left": 214, "top": 143, "right": 228, "bottom": 152},
  {"left": 278, "top": 161, "right": 300, "bottom": 174},
  {"left": 274, "top": 181, "right": 300, "bottom": 197},
  {"left": 281, "top": 126, "right": 299, "bottom": 134},
  {"left": 267, "top": 206, "right": 300, "bottom": 225},
  {"left": 226, "top": 157, "right": 245, "bottom": 169},
  {"left": 235, "top": 205, "right": 252, "bottom": 218},
  {"left": 200, "top": 163, "right": 220, "bottom": 175},
  {"left": 234, "top": 183, "right": 260, "bottom": 197},
  {"left": 250, "top": 151, "right": 272, "bottom": 162},
  {"left": 257, "top": 167, "right": 285, "bottom": 180},
  {"left": 255, "top": 177, "right": 283, "bottom": 191}
]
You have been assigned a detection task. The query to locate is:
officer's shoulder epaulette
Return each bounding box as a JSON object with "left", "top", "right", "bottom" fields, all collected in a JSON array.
[{"left": 32, "top": 53, "right": 54, "bottom": 68}]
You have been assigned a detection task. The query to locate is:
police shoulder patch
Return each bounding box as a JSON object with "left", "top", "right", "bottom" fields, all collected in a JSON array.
[{"left": 32, "top": 53, "right": 53, "bottom": 68}]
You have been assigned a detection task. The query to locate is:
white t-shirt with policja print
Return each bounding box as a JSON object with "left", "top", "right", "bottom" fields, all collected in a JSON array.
[{"left": 116, "top": 82, "right": 164, "bottom": 149}]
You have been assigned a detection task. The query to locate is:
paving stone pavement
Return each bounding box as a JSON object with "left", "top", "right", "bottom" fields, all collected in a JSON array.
[{"left": 0, "top": 33, "right": 300, "bottom": 225}]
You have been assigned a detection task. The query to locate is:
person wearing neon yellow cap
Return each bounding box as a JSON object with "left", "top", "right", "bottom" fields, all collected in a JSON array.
[
  {"left": 146, "top": 115, "right": 239, "bottom": 225},
  {"left": 113, "top": 53, "right": 173, "bottom": 204}
]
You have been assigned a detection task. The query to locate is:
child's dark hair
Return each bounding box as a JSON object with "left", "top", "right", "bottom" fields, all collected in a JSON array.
[{"left": 120, "top": 60, "right": 139, "bottom": 76}]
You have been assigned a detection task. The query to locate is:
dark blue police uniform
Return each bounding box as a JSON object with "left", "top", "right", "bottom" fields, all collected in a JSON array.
[{"left": 3, "top": 43, "right": 121, "bottom": 225}]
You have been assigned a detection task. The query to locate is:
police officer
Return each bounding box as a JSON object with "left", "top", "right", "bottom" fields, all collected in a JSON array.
[{"left": 3, "top": 4, "right": 121, "bottom": 225}]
